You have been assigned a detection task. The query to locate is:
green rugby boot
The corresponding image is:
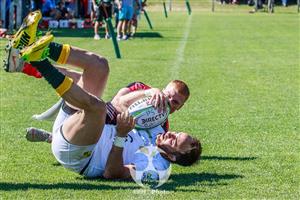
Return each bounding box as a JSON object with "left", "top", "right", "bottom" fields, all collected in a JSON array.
[
  {"left": 20, "top": 33, "right": 54, "bottom": 62},
  {"left": 12, "top": 10, "right": 42, "bottom": 49}
]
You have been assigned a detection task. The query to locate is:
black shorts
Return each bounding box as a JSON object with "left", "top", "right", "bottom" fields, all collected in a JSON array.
[{"left": 96, "top": 3, "right": 112, "bottom": 21}]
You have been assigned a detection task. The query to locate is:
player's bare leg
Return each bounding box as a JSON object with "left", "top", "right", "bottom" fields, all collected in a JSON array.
[
  {"left": 65, "top": 47, "right": 109, "bottom": 97},
  {"left": 20, "top": 34, "right": 109, "bottom": 146}
]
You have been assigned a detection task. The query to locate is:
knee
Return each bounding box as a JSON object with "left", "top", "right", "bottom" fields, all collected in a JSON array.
[
  {"left": 97, "top": 56, "right": 110, "bottom": 76},
  {"left": 89, "top": 54, "right": 110, "bottom": 77}
]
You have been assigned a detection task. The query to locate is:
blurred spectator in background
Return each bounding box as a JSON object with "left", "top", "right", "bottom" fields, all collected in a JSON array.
[
  {"left": 252, "top": 0, "right": 263, "bottom": 9},
  {"left": 282, "top": 0, "right": 288, "bottom": 6},
  {"left": 117, "top": 0, "right": 136, "bottom": 40},
  {"left": 42, "top": 0, "right": 57, "bottom": 17},
  {"left": 220, "top": 0, "right": 238, "bottom": 4},
  {"left": 113, "top": 1, "right": 120, "bottom": 29},
  {"left": 130, "top": 0, "right": 142, "bottom": 37},
  {"left": 65, "top": 0, "right": 76, "bottom": 17},
  {"left": 32, "top": 0, "right": 43, "bottom": 11},
  {"left": 220, "top": 0, "right": 227, "bottom": 4},
  {"left": 0, "top": 19, "right": 8, "bottom": 38},
  {"left": 92, "top": 0, "right": 114, "bottom": 40},
  {"left": 56, "top": 0, "right": 72, "bottom": 20},
  {"left": 23, "top": 0, "right": 32, "bottom": 18},
  {"left": 90, "top": 0, "right": 96, "bottom": 21},
  {"left": 247, "top": 0, "right": 255, "bottom": 6}
]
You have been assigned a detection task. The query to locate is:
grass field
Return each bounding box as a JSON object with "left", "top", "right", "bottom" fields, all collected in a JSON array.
[{"left": 0, "top": 2, "right": 299, "bottom": 199}]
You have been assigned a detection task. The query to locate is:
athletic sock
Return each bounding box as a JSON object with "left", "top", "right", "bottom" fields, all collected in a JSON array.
[
  {"left": 22, "top": 63, "right": 42, "bottom": 78},
  {"left": 48, "top": 42, "right": 71, "bottom": 65},
  {"left": 30, "top": 59, "right": 73, "bottom": 96}
]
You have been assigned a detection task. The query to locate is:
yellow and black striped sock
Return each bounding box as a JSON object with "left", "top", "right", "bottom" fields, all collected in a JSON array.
[
  {"left": 48, "top": 42, "right": 71, "bottom": 65},
  {"left": 31, "top": 59, "right": 73, "bottom": 96}
]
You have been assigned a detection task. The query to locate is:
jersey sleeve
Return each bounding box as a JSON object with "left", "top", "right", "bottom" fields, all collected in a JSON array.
[{"left": 126, "top": 82, "right": 151, "bottom": 91}]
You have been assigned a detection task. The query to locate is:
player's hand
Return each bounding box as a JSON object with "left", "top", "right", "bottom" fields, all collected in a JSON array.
[
  {"left": 116, "top": 111, "right": 135, "bottom": 137},
  {"left": 147, "top": 88, "right": 169, "bottom": 113}
]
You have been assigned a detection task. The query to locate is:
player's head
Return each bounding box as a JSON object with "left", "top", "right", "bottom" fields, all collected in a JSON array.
[
  {"left": 156, "top": 131, "right": 201, "bottom": 166},
  {"left": 163, "top": 80, "right": 190, "bottom": 114}
]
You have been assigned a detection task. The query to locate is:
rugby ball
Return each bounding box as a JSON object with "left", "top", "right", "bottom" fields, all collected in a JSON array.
[{"left": 128, "top": 96, "right": 170, "bottom": 129}]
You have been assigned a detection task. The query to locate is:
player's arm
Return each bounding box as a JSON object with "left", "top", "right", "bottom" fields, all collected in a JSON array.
[
  {"left": 111, "top": 88, "right": 147, "bottom": 111},
  {"left": 103, "top": 112, "right": 135, "bottom": 179},
  {"left": 113, "top": 88, "right": 169, "bottom": 113}
]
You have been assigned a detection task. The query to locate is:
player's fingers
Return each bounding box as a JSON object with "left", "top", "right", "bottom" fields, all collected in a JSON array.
[
  {"left": 129, "top": 116, "right": 135, "bottom": 128},
  {"left": 131, "top": 121, "right": 136, "bottom": 129},
  {"left": 124, "top": 111, "right": 130, "bottom": 123},
  {"left": 117, "top": 113, "right": 121, "bottom": 122},
  {"left": 162, "top": 94, "right": 168, "bottom": 112},
  {"left": 149, "top": 94, "right": 156, "bottom": 106},
  {"left": 164, "top": 97, "right": 169, "bottom": 112},
  {"left": 158, "top": 93, "right": 164, "bottom": 113},
  {"left": 154, "top": 95, "right": 160, "bottom": 109},
  {"left": 121, "top": 111, "right": 126, "bottom": 121}
]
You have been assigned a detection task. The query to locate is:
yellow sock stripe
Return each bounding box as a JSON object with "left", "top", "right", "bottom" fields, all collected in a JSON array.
[
  {"left": 56, "top": 76, "right": 73, "bottom": 96},
  {"left": 57, "top": 44, "right": 71, "bottom": 65}
]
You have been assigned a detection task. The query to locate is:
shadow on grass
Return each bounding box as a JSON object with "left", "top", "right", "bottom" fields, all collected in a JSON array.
[
  {"left": 133, "top": 32, "right": 163, "bottom": 38},
  {"left": 52, "top": 162, "right": 62, "bottom": 166},
  {"left": 159, "top": 172, "right": 244, "bottom": 191},
  {"left": 201, "top": 156, "right": 257, "bottom": 161},
  {"left": 50, "top": 28, "right": 94, "bottom": 37},
  {"left": 0, "top": 182, "right": 138, "bottom": 191},
  {"left": 0, "top": 172, "right": 243, "bottom": 192},
  {"left": 48, "top": 29, "right": 163, "bottom": 38}
]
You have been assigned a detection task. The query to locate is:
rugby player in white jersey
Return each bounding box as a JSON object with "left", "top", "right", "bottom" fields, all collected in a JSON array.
[{"left": 6, "top": 11, "right": 201, "bottom": 179}]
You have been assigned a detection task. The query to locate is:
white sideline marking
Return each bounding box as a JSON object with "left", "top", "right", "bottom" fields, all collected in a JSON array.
[{"left": 171, "top": 15, "right": 193, "bottom": 79}]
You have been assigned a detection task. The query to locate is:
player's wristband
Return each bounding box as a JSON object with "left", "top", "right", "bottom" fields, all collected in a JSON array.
[{"left": 113, "top": 136, "right": 126, "bottom": 148}]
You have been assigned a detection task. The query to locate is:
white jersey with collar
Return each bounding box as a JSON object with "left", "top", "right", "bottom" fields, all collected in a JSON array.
[{"left": 84, "top": 124, "right": 165, "bottom": 178}]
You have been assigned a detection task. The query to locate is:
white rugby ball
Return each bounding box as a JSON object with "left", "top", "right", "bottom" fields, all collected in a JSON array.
[{"left": 128, "top": 96, "right": 170, "bottom": 129}]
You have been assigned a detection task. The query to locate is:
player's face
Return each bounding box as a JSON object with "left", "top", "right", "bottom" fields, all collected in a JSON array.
[
  {"left": 163, "top": 84, "right": 186, "bottom": 114},
  {"left": 156, "top": 131, "right": 194, "bottom": 155}
]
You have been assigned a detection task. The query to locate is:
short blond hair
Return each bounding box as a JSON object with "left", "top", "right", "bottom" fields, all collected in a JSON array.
[{"left": 170, "top": 80, "right": 190, "bottom": 101}]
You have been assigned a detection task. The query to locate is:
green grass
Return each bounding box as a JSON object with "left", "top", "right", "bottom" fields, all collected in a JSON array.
[{"left": 0, "top": 4, "right": 299, "bottom": 199}]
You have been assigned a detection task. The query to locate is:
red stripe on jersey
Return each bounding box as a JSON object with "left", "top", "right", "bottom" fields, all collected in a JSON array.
[{"left": 127, "top": 82, "right": 151, "bottom": 91}]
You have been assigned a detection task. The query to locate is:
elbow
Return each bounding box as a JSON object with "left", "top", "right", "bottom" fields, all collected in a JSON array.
[
  {"left": 103, "top": 171, "right": 123, "bottom": 180},
  {"left": 103, "top": 172, "right": 113, "bottom": 179},
  {"left": 118, "top": 97, "right": 130, "bottom": 109}
]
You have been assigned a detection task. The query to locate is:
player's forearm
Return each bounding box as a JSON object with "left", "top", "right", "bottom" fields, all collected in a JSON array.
[
  {"left": 117, "top": 90, "right": 148, "bottom": 110},
  {"left": 103, "top": 112, "right": 134, "bottom": 179},
  {"left": 103, "top": 146, "right": 126, "bottom": 179}
]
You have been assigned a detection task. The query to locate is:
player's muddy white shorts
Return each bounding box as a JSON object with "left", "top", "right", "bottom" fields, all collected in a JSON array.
[{"left": 51, "top": 107, "right": 96, "bottom": 176}]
